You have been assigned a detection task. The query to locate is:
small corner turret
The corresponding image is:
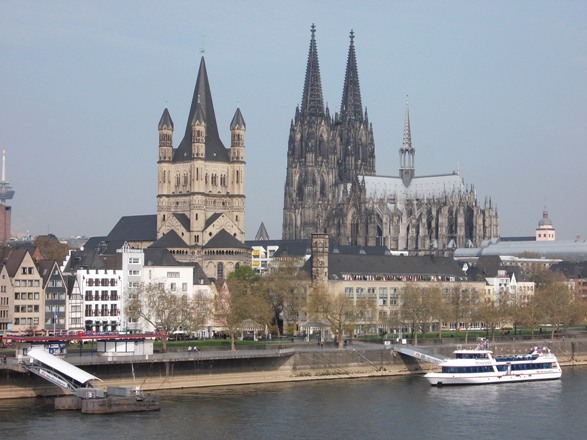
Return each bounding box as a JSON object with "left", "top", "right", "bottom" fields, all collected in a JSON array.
[
  {"left": 230, "top": 107, "right": 246, "bottom": 162},
  {"left": 158, "top": 108, "right": 174, "bottom": 162}
]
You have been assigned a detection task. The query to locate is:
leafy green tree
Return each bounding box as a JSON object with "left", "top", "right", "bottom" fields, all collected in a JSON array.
[{"left": 214, "top": 266, "right": 272, "bottom": 350}]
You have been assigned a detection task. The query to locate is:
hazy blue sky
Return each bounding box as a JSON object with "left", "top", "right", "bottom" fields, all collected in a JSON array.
[{"left": 1, "top": 1, "right": 586, "bottom": 242}]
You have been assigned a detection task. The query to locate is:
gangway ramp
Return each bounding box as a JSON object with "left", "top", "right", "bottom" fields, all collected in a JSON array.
[
  {"left": 393, "top": 345, "right": 446, "bottom": 365},
  {"left": 24, "top": 348, "right": 102, "bottom": 394}
]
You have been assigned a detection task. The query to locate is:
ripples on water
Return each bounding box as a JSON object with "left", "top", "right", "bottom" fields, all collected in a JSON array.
[{"left": 1, "top": 368, "right": 586, "bottom": 440}]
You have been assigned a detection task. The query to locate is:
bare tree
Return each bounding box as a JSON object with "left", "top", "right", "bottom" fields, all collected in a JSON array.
[
  {"left": 517, "top": 296, "right": 545, "bottom": 339},
  {"left": 476, "top": 297, "right": 504, "bottom": 342},
  {"left": 125, "top": 283, "right": 209, "bottom": 352},
  {"left": 261, "top": 260, "right": 310, "bottom": 336},
  {"left": 308, "top": 285, "right": 357, "bottom": 349},
  {"left": 400, "top": 285, "right": 439, "bottom": 346},
  {"left": 533, "top": 274, "right": 581, "bottom": 338},
  {"left": 446, "top": 283, "right": 479, "bottom": 343}
]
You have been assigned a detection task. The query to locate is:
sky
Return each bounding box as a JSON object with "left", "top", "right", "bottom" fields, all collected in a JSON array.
[{"left": 1, "top": 1, "right": 586, "bottom": 242}]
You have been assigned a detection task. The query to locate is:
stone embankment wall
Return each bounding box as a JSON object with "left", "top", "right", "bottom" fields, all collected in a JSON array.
[{"left": 1, "top": 339, "right": 586, "bottom": 400}]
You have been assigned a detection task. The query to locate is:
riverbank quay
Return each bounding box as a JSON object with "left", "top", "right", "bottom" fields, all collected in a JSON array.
[{"left": 1, "top": 338, "right": 586, "bottom": 399}]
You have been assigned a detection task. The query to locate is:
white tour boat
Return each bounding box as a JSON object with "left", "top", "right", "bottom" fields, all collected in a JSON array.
[{"left": 425, "top": 345, "right": 562, "bottom": 386}]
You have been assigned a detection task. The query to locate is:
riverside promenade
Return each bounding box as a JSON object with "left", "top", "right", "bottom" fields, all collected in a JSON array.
[{"left": 1, "top": 337, "right": 587, "bottom": 399}]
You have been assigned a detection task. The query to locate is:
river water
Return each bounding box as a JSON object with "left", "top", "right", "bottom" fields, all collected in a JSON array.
[{"left": 1, "top": 367, "right": 586, "bottom": 440}]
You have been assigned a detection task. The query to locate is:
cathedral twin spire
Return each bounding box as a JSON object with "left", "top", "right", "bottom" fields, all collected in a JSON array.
[
  {"left": 301, "top": 25, "right": 364, "bottom": 123},
  {"left": 340, "top": 30, "right": 363, "bottom": 123},
  {"left": 301, "top": 24, "right": 325, "bottom": 117}
]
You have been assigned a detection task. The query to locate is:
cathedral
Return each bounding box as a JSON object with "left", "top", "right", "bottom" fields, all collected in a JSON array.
[
  {"left": 156, "top": 56, "right": 249, "bottom": 278},
  {"left": 282, "top": 26, "right": 499, "bottom": 255}
]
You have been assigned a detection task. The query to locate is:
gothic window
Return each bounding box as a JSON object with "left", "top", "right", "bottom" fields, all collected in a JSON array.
[
  {"left": 183, "top": 173, "right": 189, "bottom": 186},
  {"left": 350, "top": 215, "right": 359, "bottom": 246},
  {"left": 205, "top": 173, "right": 208, "bottom": 184},
  {"left": 217, "top": 263, "right": 224, "bottom": 280},
  {"left": 175, "top": 174, "right": 180, "bottom": 187}
]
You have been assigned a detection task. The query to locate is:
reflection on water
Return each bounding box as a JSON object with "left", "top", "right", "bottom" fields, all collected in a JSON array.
[{"left": 0, "top": 368, "right": 585, "bottom": 440}]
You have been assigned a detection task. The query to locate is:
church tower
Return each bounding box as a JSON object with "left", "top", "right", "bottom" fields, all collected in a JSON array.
[
  {"left": 283, "top": 26, "right": 375, "bottom": 241},
  {"left": 283, "top": 24, "right": 335, "bottom": 240},
  {"left": 156, "top": 56, "right": 249, "bottom": 279}
]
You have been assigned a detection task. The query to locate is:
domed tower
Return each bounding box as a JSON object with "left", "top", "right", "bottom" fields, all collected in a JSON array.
[{"left": 536, "top": 206, "right": 555, "bottom": 241}]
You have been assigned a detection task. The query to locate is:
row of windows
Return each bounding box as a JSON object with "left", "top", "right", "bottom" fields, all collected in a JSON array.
[
  {"left": 46, "top": 293, "right": 66, "bottom": 300},
  {"left": 15, "top": 305, "right": 40, "bottom": 313},
  {"left": 84, "top": 291, "right": 119, "bottom": 301},
  {"left": 15, "top": 292, "right": 40, "bottom": 300},
  {"left": 14, "top": 280, "right": 40, "bottom": 287},
  {"left": 84, "top": 306, "right": 119, "bottom": 316},
  {"left": 441, "top": 363, "right": 556, "bottom": 375},
  {"left": 340, "top": 274, "right": 467, "bottom": 282},
  {"left": 497, "top": 363, "right": 556, "bottom": 371},
  {"left": 13, "top": 317, "right": 39, "bottom": 326},
  {"left": 87, "top": 278, "right": 118, "bottom": 287}
]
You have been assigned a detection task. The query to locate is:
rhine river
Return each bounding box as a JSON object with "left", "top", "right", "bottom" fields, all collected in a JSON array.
[{"left": 1, "top": 367, "right": 586, "bottom": 440}]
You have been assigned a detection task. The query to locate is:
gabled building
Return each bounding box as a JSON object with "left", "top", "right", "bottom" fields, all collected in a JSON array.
[
  {"left": 1, "top": 247, "right": 44, "bottom": 334},
  {"left": 63, "top": 247, "right": 124, "bottom": 333},
  {"left": 65, "top": 273, "right": 84, "bottom": 332},
  {"left": 37, "top": 259, "right": 67, "bottom": 334},
  {"left": 0, "top": 263, "right": 12, "bottom": 334}
]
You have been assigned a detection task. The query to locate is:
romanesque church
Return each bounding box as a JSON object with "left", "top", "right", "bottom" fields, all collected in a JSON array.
[
  {"left": 282, "top": 26, "right": 499, "bottom": 255},
  {"left": 155, "top": 56, "right": 250, "bottom": 278}
]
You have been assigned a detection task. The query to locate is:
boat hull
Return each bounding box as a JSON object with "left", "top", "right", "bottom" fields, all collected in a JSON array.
[
  {"left": 425, "top": 370, "right": 562, "bottom": 386},
  {"left": 80, "top": 394, "right": 161, "bottom": 414}
]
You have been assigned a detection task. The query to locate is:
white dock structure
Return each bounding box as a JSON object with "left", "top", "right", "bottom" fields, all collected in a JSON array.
[
  {"left": 393, "top": 345, "right": 447, "bottom": 365},
  {"left": 23, "top": 349, "right": 101, "bottom": 394}
]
